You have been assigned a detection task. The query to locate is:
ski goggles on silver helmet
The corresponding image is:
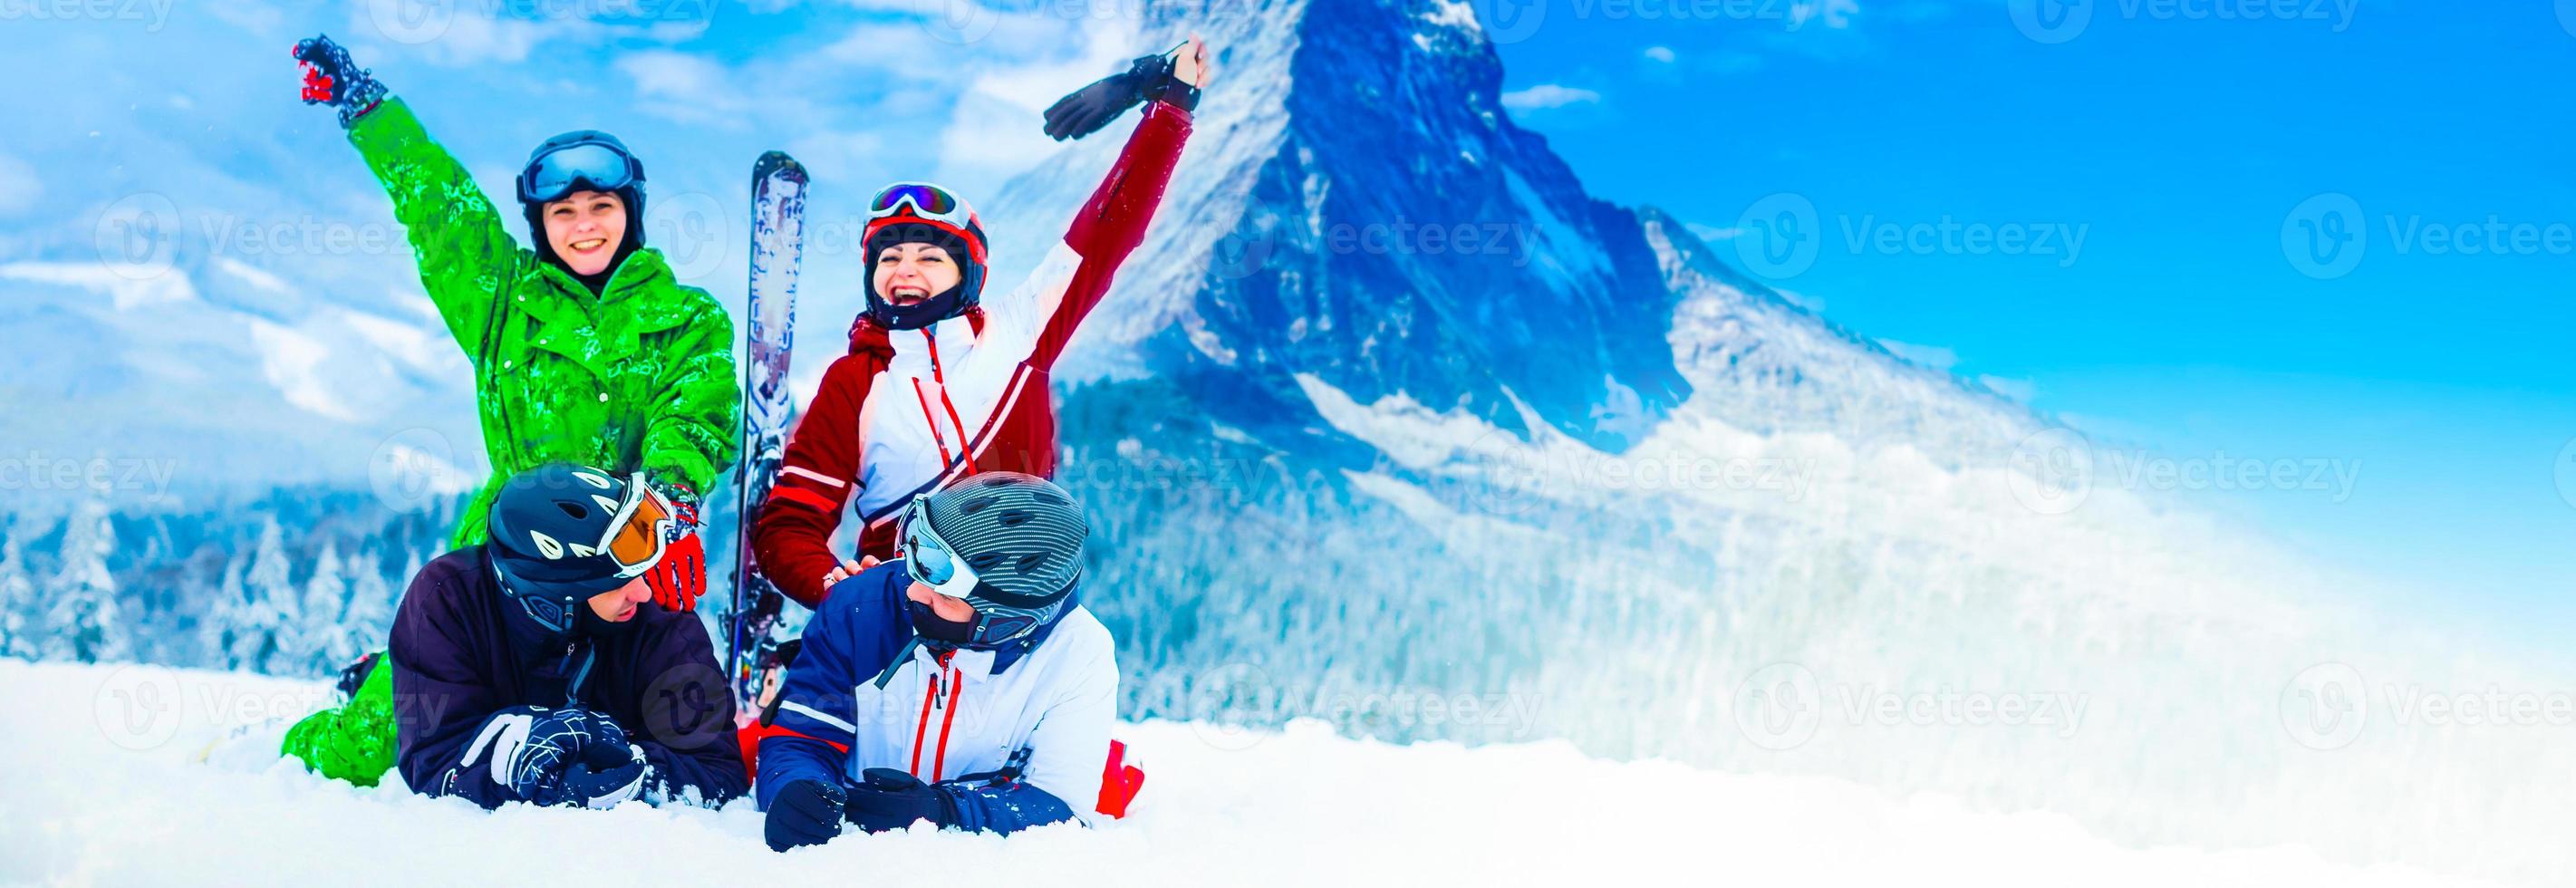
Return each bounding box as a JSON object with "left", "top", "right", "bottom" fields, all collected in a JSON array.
[
  {"left": 517, "top": 131, "right": 645, "bottom": 205},
  {"left": 898, "top": 492, "right": 1070, "bottom": 648}
]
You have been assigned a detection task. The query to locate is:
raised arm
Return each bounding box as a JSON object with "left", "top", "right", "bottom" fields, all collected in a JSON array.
[
  {"left": 298, "top": 34, "right": 530, "bottom": 366},
  {"left": 995, "top": 40, "right": 1207, "bottom": 370}
]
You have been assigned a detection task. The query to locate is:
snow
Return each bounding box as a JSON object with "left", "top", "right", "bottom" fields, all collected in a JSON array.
[{"left": 0, "top": 661, "right": 2501, "bottom": 888}]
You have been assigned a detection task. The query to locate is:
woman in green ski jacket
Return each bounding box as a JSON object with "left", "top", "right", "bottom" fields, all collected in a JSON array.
[{"left": 276, "top": 34, "right": 738, "bottom": 787}]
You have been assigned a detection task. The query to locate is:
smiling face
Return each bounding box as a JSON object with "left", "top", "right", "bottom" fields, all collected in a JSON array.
[
  {"left": 873, "top": 242, "right": 961, "bottom": 306},
  {"left": 542, "top": 189, "right": 627, "bottom": 276}
]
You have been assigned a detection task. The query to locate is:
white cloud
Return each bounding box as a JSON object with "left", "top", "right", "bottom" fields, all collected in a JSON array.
[
  {"left": 0, "top": 262, "right": 198, "bottom": 312},
  {"left": 1643, "top": 45, "right": 1675, "bottom": 63},
  {"left": 1499, "top": 84, "right": 1600, "bottom": 111},
  {"left": 1878, "top": 338, "right": 1957, "bottom": 372},
  {"left": 351, "top": 0, "right": 591, "bottom": 67},
  {"left": 247, "top": 318, "right": 361, "bottom": 421},
  {"left": 1978, "top": 374, "right": 2038, "bottom": 402},
  {"left": 0, "top": 153, "right": 38, "bottom": 217},
  {"left": 1788, "top": 0, "right": 1860, "bottom": 30},
  {"left": 617, "top": 50, "right": 754, "bottom": 126}
]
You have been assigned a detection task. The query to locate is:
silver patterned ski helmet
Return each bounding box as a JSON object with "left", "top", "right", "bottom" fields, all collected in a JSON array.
[{"left": 898, "top": 471, "right": 1089, "bottom": 648}]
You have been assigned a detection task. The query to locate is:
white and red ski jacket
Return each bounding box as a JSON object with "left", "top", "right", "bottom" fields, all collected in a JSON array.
[{"left": 751, "top": 99, "right": 1192, "bottom": 610}]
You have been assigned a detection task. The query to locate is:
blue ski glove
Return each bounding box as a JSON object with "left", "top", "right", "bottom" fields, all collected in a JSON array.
[
  {"left": 292, "top": 34, "right": 388, "bottom": 128},
  {"left": 765, "top": 779, "right": 847, "bottom": 852},
  {"left": 843, "top": 767, "right": 959, "bottom": 833}
]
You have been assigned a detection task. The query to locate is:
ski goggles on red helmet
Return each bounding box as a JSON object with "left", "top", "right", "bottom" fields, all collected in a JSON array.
[
  {"left": 897, "top": 493, "right": 1062, "bottom": 647},
  {"left": 599, "top": 473, "right": 680, "bottom": 578},
  {"left": 868, "top": 182, "right": 974, "bottom": 229},
  {"left": 518, "top": 135, "right": 645, "bottom": 205}
]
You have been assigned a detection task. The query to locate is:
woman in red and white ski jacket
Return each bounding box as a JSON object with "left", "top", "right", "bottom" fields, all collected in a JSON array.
[{"left": 751, "top": 43, "right": 1205, "bottom": 612}]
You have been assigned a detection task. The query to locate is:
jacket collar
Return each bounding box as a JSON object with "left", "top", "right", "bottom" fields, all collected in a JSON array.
[{"left": 521, "top": 248, "right": 692, "bottom": 333}]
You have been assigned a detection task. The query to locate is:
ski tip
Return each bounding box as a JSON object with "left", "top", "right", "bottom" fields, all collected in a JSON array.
[{"left": 753, "top": 150, "right": 807, "bottom": 181}]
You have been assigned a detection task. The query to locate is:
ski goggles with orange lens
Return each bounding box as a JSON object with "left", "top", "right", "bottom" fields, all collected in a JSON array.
[
  {"left": 601, "top": 475, "right": 680, "bottom": 577},
  {"left": 868, "top": 182, "right": 972, "bottom": 228}
]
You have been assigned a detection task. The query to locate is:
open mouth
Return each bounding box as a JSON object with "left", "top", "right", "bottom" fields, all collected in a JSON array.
[
  {"left": 570, "top": 237, "right": 608, "bottom": 253},
  {"left": 889, "top": 285, "right": 931, "bottom": 304}
]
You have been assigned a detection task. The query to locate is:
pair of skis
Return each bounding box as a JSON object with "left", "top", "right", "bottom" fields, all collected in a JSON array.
[{"left": 728, "top": 151, "right": 806, "bottom": 715}]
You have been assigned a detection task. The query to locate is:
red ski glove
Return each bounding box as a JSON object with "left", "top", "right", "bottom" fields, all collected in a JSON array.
[{"left": 645, "top": 531, "right": 706, "bottom": 613}]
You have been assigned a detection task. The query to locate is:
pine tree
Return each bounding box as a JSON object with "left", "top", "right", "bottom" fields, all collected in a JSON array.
[
  {"left": 0, "top": 529, "right": 39, "bottom": 661},
  {"left": 333, "top": 551, "right": 396, "bottom": 667},
  {"left": 206, "top": 552, "right": 249, "bottom": 669},
  {"left": 44, "top": 498, "right": 129, "bottom": 663},
  {"left": 242, "top": 518, "right": 295, "bottom": 674},
  {"left": 286, "top": 544, "right": 346, "bottom": 676}
]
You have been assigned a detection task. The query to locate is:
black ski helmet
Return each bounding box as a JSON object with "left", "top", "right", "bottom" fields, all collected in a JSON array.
[
  {"left": 860, "top": 182, "right": 988, "bottom": 331},
  {"left": 904, "top": 471, "right": 1087, "bottom": 649},
  {"left": 487, "top": 463, "right": 649, "bottom": 633},
  {"left": 517, "top": 130, "right": 648, "bottom": 268}
]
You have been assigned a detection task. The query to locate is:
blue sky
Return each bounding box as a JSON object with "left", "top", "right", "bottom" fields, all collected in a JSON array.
[
  {"left": 1489, "top": 1, "right": 2576, "bottom": 638},
  {"left": 0, "top": 0, "right": 2566, "bottom": 640}
]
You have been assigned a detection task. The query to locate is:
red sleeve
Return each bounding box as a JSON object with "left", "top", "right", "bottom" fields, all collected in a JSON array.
[
  {"left": 1031, "top": 97, "right": 1194, "bottom": 369},
  {"left": 750, "top": 351, "right": 875, "bottom": 610}
]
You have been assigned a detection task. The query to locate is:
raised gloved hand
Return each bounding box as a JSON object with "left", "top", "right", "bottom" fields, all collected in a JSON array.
[
  {"left": 291, "top": 34, "right": 388, "bottom": 128},
  {"left": 1042, "top": 38, "right": 1207, "bottom": 141},
  {"left": 765, "top": 779, "right": 847, "bottom": 852},
  {"left": 842, "top": 767, "right": 958, "bottom": 833},
  {"left": 644, "top": 495, "right": 705, "bottom": 612}
]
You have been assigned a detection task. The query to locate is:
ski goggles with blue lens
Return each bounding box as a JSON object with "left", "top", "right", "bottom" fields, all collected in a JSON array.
[
  {"left": 897, "top": 493, "right": 1063, "bottom": 647},
  {"left": 868, "top": 182, "right": 972, "bottom": 227},
  {"left": 518, "top": 140, "right": 645, "bottom": 205}
]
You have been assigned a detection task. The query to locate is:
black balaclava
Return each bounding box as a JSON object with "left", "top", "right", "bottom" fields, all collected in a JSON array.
[{"left": 908, "top": 596, "right": 977, "bottom": 646}]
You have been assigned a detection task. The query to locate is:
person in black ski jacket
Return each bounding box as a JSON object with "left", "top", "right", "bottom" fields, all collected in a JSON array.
[{"left": 391, "top": 463, "right": 745, "bottom": 809}]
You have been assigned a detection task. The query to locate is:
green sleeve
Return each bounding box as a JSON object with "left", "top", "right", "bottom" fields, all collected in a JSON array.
[
  {"left": 346, "top": 96, "right": 531, "bottom": 366},
  {"left": 279, "top": 652, "right": 399, "bottom": 787},
  {"left": 642, "top": 294, "right": 741, "bottom": 504}
]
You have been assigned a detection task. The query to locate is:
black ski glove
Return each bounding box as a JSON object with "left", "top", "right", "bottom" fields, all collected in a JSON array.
[
  {"left": 293, "top": 34, "right": 388, "bottom": 129},
  {"left": 766, "top": 779, "right": 847, "bottom": 852},
  {"left": 533, "top": 738, "right": 651, "bottom": 809},
  {"left": 843, "top": 767, "right": 959, "bottom": 833},
  {"left": 1042, "top": 52, "right": 1201, "bottom": 141}
]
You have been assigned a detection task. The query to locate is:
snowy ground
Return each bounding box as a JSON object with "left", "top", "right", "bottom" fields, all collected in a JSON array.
[{"left": 0, "top": 661, "right": 2504, "bottom": 888}]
